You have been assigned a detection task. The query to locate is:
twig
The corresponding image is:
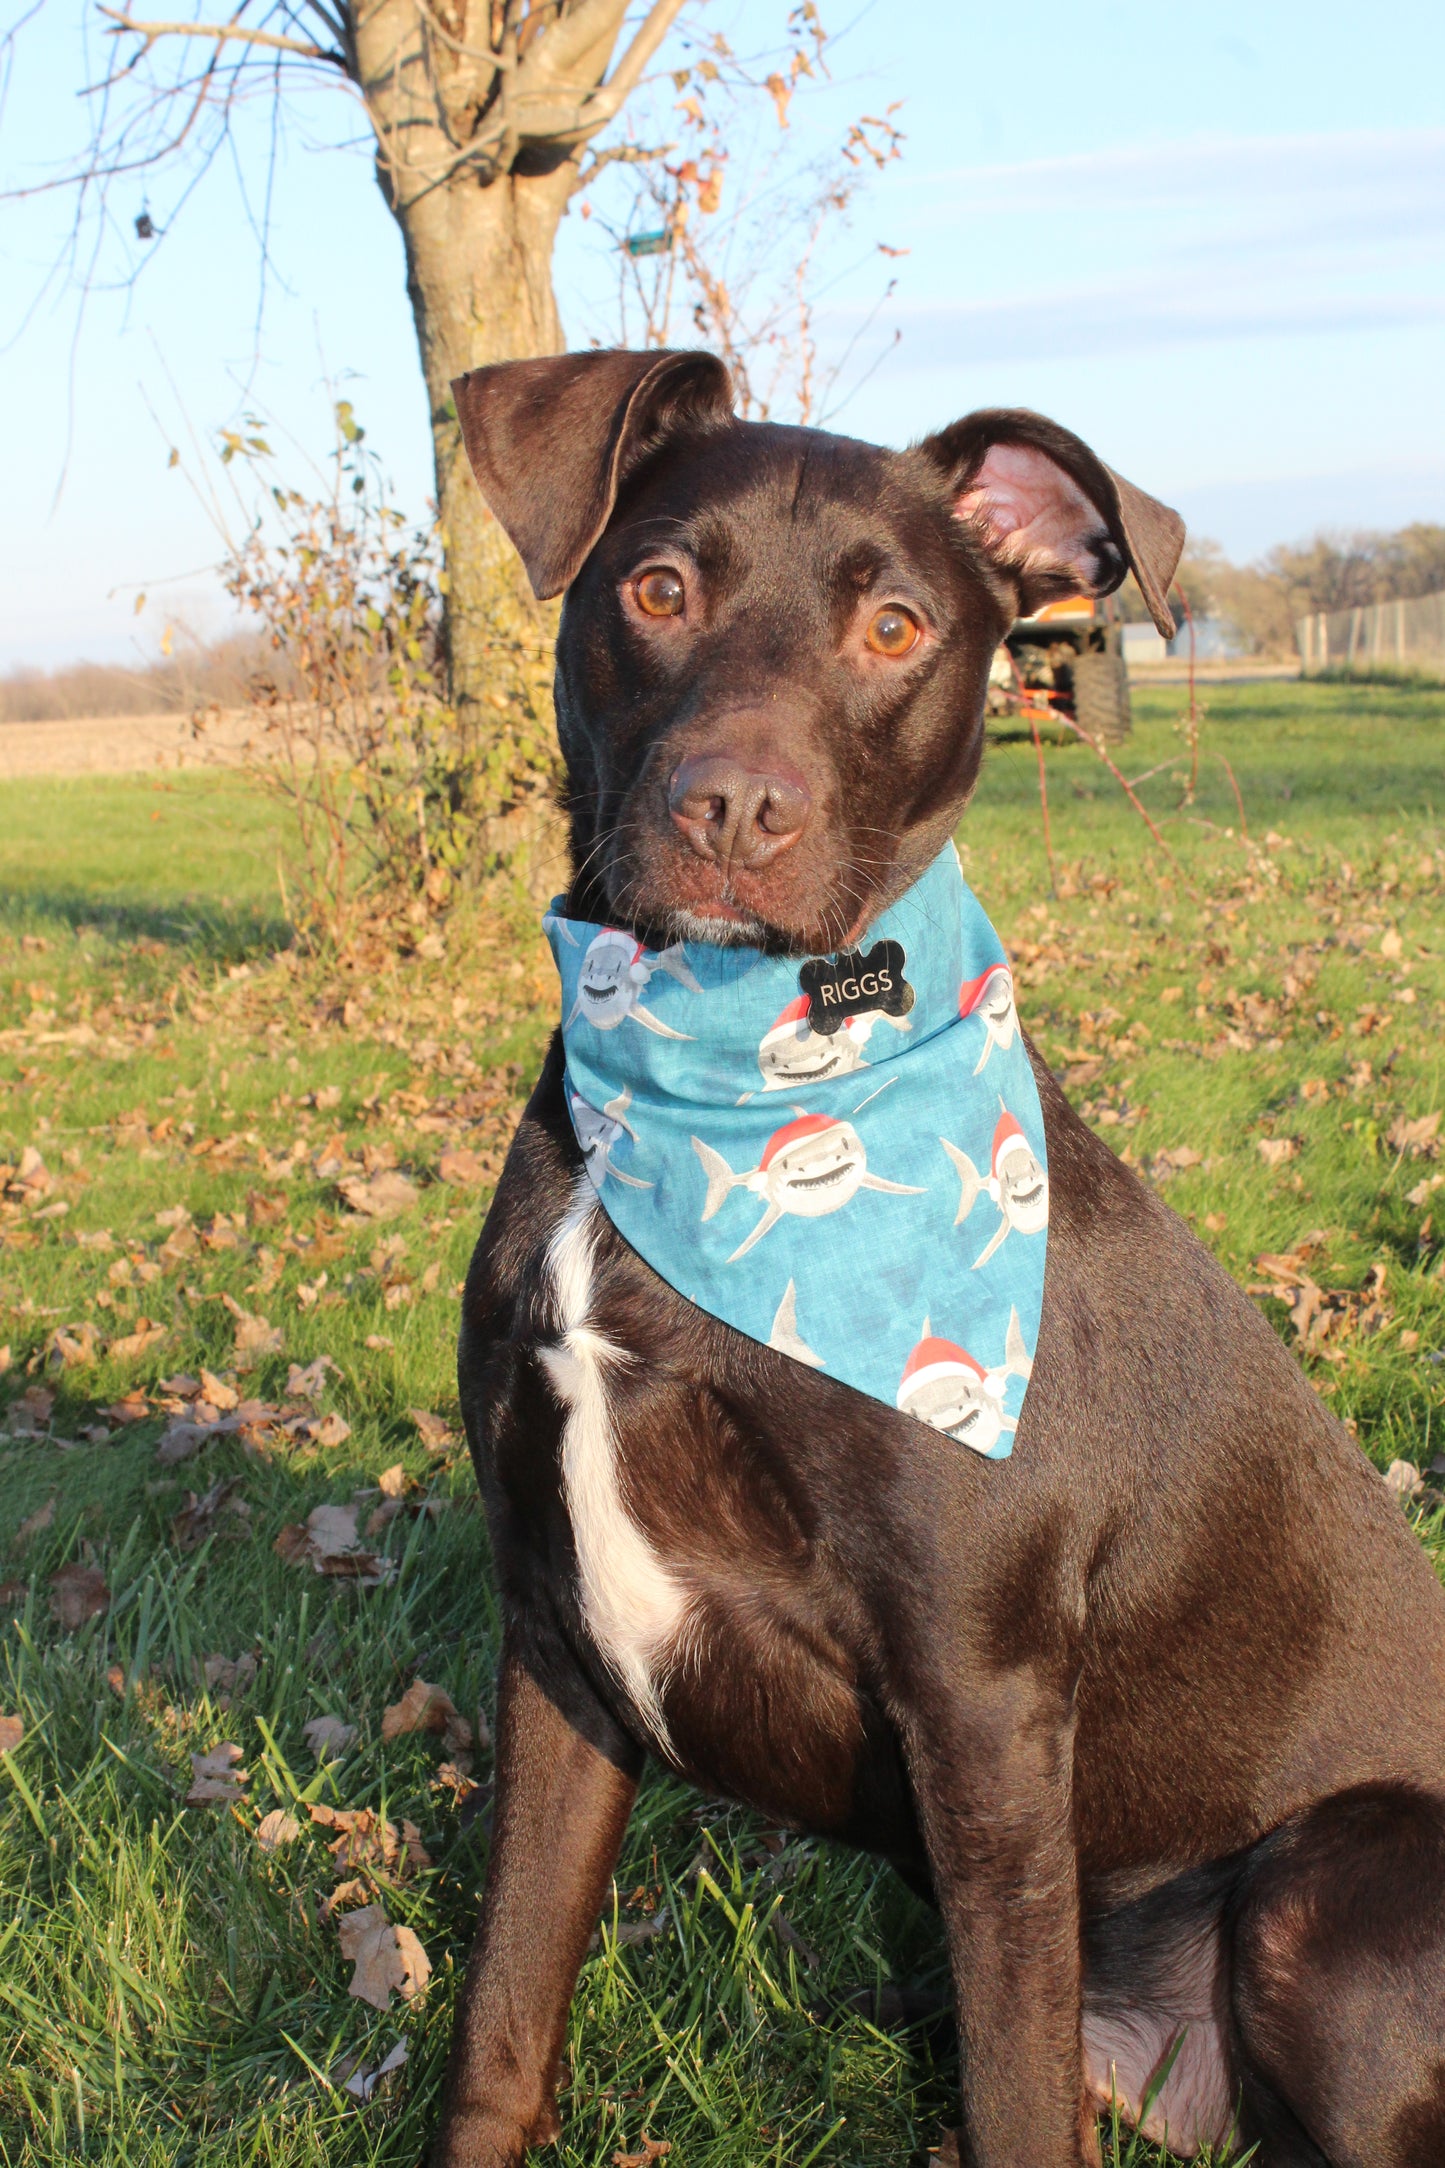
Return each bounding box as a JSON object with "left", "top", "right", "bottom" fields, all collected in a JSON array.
[
  {"left": 98, "top": 9, "right": 339, "bottom": 63},
  {"left": 1056, "top": 712, "right": 1192, "bottom": 886},
  {"left": 1029, "top": 712, "right": 1057, "bottom": 898}
]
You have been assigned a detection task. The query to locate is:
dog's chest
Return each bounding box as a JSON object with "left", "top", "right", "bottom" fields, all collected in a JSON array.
[
  {"left": 535, "top": 1180, "right": 692, "bottom": 1751},
  {"left": 525, "top": 1174, "right": 891, "bottom": 1837}
]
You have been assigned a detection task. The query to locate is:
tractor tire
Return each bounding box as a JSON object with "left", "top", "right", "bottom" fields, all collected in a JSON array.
[{"left": 1072, "top": 649, "right": 1132, "bottom": 746}]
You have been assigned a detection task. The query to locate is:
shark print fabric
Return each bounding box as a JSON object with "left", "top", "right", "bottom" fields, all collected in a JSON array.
[{"left": 546, "top": 842, "right": 1048, "bottom": 1459}]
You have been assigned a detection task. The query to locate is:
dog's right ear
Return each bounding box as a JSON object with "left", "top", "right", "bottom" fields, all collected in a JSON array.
[{"left": 450, "top": 349, "right": 735, "bottom": 600}]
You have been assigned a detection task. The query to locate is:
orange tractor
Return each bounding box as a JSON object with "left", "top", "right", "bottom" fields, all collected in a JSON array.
[{"left": 985, "top": 595, "right": 1132, "bottom": 745}]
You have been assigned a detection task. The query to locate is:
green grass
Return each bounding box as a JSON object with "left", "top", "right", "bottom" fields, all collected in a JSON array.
[{"left": 0, "top": 679, "right": 1442, "bottom": 2165}]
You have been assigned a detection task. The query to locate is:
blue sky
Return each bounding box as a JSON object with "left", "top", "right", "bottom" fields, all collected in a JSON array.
[{"left": 2, "top": 0, "right": 1442, "bottom": 669}]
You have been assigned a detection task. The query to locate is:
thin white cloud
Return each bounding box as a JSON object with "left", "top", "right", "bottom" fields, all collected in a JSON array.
[{"left": 889, "top": 128, "right": 1445, "bottom": 216}]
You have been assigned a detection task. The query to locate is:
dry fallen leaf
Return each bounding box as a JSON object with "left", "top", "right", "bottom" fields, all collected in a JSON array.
[
  {"left": 1256, "top": 1137, "right": 1300, "bottom": 1168},
  {"left": 0, "top": 1713, "right": 23, "bottom": 1753},
  {"left": 337, "top": 1903, "right": 431, "bottom": 2009},
  {"left": 337, "top": 2037, "right": 408, "bottom": 2102},
  {"left": 377, "top": 1463, "right": 409, "bottom": 1498},
  {"left": 381, "top": 1678, "right": 470, "bottom": 1749},
  {"left": 1385, "top": 1459, "right": 1425, "bottom": 1505},
  {"left": 16, "top": 1495, "right": 56, "bottom": 1546},
  {"left": 225, "top": 1299, "right": 283, "bottom": 1368},
  {"left": 318, "top": 1875, "right": 371, "bottom": 1923},
  {"left": 255, "top": 1808, "right": 302, "bottom": 1852},
  {"left": 48, "top": 1563, "right": 110, "bottom": 1631},
  {"left": 613, "top": 2138, "right": 671, "bottom": 2167},
  {"left": 1387, "top": 1111, "right": 1441, "bottom": 1158},
  {"left": 171, "top": 1476, "right": 250, "bottom": 1552},
  {"left": 199, "top": 1368, "right": 240, "bottom": 1412},
  {"left": 338, "top": 1170, "right": 419, "bottom": 1221},
  {"left": 184, "top": 1742, "right": 248, "bottom": 1805},
  {"left": 408, "top": 1408, "right": 454, "bottom": 1453},
  {"left": 104, "top": 1392, "right": 152, "bottom": 1425},
  {"left": 437, "top": 1147, "right": 485, "bottom": 1186},
  {"left": 286, "top": 1356, "right": 339, "bottom": 1402},
  {"left": 108, "top": 1319, "right": 168, "bottom": 1362},
  {"left": 310, "top": 1802, "right": 432, "bottom": 1873},
  {"left": 303, "top": 1713, "right": 358, "bottom": 1762},
  {"left": 203, "top": 1651, "right": 258, "bottom": 1697}
]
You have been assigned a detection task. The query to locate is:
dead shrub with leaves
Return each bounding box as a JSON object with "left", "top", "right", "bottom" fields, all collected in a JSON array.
[{"left": 198, "top": 406, "right": 557, "bottom": 955}]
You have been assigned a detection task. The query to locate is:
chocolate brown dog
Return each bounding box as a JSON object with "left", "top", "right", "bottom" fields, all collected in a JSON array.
[{"left": 435, "top": 349, "right": 1445, "bottom": 2167}]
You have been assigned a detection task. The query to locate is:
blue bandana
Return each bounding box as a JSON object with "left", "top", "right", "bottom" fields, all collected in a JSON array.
[{"left": 546, "top": 843, "right": 1047, "bottom": 1458}]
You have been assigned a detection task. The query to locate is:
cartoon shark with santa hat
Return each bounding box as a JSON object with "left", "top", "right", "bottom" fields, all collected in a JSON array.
[
  {"left": 692, "top": 1112, "right": 925, "bottom": 1262},
  {"left": 570, "top": 1087, "right": 653, "bottom": 1192},
  {"left": 895, "top": 1307, "right": 1034, "bottom": 1454},
  {"left": 940, "top": 1106, "right": 1049, "bottom": 1269},
  {"left": 563, "top": 927, "right": 701, "bottom": 1038},
  {"left": 753, "top": 995, "right": 911, "bottom": 1093},
  {"left": 958, "top": 962, "right": 1019, "bottom": 1075}
]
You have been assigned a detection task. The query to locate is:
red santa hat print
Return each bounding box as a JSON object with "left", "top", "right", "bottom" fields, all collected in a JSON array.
[
  {"left": 896, "top": 1333, "right": 987, "bottom": 1408},
  {"left": 760, "top": 995, "right": 813, "bottom": 1050},
  {"left": 958, "top": 963, "right": 1012, "bottom": 1019},
  {"left": 991, "top": 1109, "right": 1031, "bottom": 1178},
  {"left": 758, "top": 1111, "right": 839, "bottom": 1171}
]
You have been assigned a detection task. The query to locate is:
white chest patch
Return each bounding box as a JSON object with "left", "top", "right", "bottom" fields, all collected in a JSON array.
[{"left": 538, "top": 1176, "right": 688, "bottom": 1750}]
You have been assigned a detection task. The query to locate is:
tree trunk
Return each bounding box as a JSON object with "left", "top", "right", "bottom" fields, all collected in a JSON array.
[
  {"left": 393, "top": 163, "right": 574, "bottom": 883},
  {"left": 348, "top": 0, "right": 688, "bottom": 886}
]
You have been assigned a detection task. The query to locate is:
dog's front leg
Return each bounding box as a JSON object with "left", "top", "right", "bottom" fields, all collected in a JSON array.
[
  {"left": 434, "top": 1631, "right": 642, "bottom": 2168},
  {"left": 904, "top": 1670, "right": 1094, "bottom": 2168}
]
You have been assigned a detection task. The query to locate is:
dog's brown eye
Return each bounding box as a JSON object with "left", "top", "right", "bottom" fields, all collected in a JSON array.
[
  {"left": 635, "top": 568, "right": 685, "bottom": 618},
  {"left": 865, "top": 605, "right": 920, "bottom": 656}
]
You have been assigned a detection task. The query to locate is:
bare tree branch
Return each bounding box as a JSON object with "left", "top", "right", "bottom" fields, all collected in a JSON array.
[{"left": 97, "top": 7, "right": 342, "bottom": 64}]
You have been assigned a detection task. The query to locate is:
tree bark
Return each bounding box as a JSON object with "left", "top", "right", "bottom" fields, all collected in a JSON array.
[{"left": 396, "top": 161, "right": 573, "bottom": 879}]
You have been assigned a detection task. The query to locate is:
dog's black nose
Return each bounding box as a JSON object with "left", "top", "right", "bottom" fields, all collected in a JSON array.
[{"left": 668, "top": 752, "right": 811, "bottom": 871}]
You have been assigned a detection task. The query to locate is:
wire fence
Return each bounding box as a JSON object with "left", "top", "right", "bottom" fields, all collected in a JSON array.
[{"left": 1297, "top": 591, "right": 1445, "bottom": 678}]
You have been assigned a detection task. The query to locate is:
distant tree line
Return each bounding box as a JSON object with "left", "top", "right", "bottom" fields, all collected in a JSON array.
[
  {"left": 1122, "top": 522, "right": 1445, "bottom": 656},
  {"left": 9, "top": 518, "right": 1445, "bottom": 720}
]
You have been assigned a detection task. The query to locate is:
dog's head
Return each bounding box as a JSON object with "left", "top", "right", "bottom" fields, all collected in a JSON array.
[{"left": 454, "top": 348, "right": 1183, "bottom": 953}]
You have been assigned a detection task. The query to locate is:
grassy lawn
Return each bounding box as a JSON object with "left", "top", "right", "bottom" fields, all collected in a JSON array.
[{"left": 0, "top": 679, "right": 1442, "bottom": 2166}]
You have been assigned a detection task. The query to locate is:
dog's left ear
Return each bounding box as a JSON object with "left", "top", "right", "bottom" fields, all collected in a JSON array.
[
  {"left": 918, "top": 409, "right": 1184, "bottom": 636},
  {"left": 451, "top": 348, "right": 735, "bottom": 599}
]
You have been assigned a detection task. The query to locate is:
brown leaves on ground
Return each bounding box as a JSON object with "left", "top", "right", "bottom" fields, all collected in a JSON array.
[
  {"left": 337, "top": 1901, "right": 431, "bottom": 2009},
  {"left": 48, "top": 1563, "right": 110, "bottom": 1630},
  {"left": 184, "top": 1742, "right": 248, "bottom": 1805},
  {"left": 1249, "top": 1251, "right": 1392, "bottom": 1364},
  {"left": 303, "top": 1713, "right": 358, "bottom": 1761},
  {"left": 1256, "top": 1136, "right": 1301, "bottom": 1169},
  {"left": 157, "top": 1383, "right": 351, "bottom": 1466},
  {"left": 338, "top": 1169, "right": 418, "bottom": 1221},
  {"left": 309, "top": 1802, "right": 431, "bottom": 1875},
  {"left": 381, "top": 1678, "right": 473, "bottom": 1757},
  {"left": 0, "top": 1714, "right": 23, "bottom": 1752},
  {"left": 273, "top": 1502, "right": 393, "bottom": 1585}
]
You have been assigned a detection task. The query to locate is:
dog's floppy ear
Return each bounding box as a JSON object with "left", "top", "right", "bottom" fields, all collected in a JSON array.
[
  {"left": 919, "top": 409, "right": 1184, "bottom": 636},
  {"left": 450, "top": 348, "right": 735, "bottom": 600}
]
